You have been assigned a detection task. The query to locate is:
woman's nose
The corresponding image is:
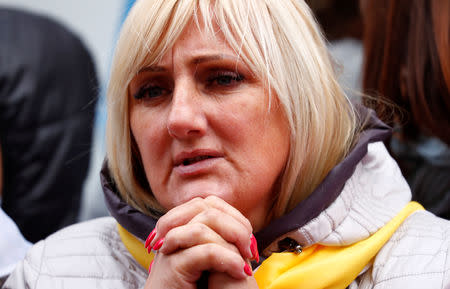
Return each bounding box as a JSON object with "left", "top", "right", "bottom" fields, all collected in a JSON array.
[{"left": 166, "top": 83, "right": 207, "bottom": 139}]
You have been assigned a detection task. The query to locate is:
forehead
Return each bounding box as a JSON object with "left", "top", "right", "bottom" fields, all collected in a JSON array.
[
  {"left": 157, "top": 20, "right": 238, "bottom": 66},
  {"left": 126, "top": 3, "right": 260, "bottom": 81}
]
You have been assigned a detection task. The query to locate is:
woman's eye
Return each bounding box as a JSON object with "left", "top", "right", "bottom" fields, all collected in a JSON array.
[
  {"left": 206, "top": 71, "right": 244, "bottom": 88},
  {"left": 133, "top": 85, "right": 169, "bottom": 100}
]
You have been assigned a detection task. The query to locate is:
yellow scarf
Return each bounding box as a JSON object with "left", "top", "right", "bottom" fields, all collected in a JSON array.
[
  {"left": 117, "top": 224, "right": 154, "bottom": 270},
  {"left": 254, "top": 201, "right": 423, "bottom": 289},
  {"left": 118, "top": 202, "right": 423, "bottom": 289}
]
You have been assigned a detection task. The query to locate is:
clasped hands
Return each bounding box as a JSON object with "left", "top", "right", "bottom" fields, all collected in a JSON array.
[{"left": 143, "top": 196, "right": 260, "bottom": 289}]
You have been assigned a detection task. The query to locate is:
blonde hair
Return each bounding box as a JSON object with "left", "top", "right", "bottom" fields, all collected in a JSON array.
[{"left": 106, "top": 0, "right": 357, "bottom": 220}]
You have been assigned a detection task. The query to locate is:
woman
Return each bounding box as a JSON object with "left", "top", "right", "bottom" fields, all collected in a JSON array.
[
  {"left": 361, "top": 0, "right": 450, "bottom": 219},
  {"left": 3, "top": 0, "right": 449, "bottom": 288}
]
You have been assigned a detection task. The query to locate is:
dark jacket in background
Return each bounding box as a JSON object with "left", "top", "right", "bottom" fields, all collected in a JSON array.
[
  {"left": 0, "top": 8, "right": 98, "bottom": 242},
  {"left": 390, "top": 135, "right": 450, "bottom": 220}
]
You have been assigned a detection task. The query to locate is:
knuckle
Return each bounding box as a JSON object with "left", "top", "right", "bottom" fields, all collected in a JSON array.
[
  {"left": 191, "top": 198, "right": 209, "bottom": 211},
  {"left": 196, "top": 208, "right": 221, "bottom": 224},
  {"left": 204, "top": 244, "right": 219, "bottom": 260},
  {"left": 191, "top": 223, "right": 209, "bottom": 239},
  {"left": 155, "top": 217, "right": 169, "bottom": 232},
  {"left": 190, "top": 196, "right": 205, "bottom": 205},
  {"left": 204, "top": 207, "right": 220, "bottom": 218},
  {"left": 205, "top": 195, "right": 221, "bottom": 205},
  {"left": 164, "top": 229, "right": 177, "bottom": 246}
]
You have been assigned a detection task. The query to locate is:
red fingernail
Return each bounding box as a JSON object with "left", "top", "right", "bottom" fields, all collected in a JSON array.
[
  {"left": 153, "top": 238, "right": 164, "bottom": 250},
  {"left": 145, "top": 229, "right": 156, "bottom": 249},
  {"left": 148, "top": 260, "right": 153, "bottom": 274},
  {"left": 244, "top": 263, "right": 252, "bottom": 276},
  {"left": 250, "top": 235, "right": 260, "bottom": 263}
]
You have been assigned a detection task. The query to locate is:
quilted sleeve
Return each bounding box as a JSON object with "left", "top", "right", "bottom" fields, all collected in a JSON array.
[
  {"left": 2, "top": 241, "right": 45, "bottom": 289},
  {"left": 371, "top": 211, "right": 450, "bottom": 289}
]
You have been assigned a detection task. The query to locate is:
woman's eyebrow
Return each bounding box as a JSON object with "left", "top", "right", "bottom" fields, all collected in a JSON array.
[
  {"left": 138, "top": 66, "right": 166, "bottom": 73},
  {"left": 137, "top": 54, "right": 241, "bottom": 73},
  {"left": 192, "top": 54, "right": 240, "bottom": 65}
]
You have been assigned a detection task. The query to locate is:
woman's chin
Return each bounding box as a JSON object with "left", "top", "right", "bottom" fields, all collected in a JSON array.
[{"left": 161, "top": 181, "right": 235, "bottom": 208}]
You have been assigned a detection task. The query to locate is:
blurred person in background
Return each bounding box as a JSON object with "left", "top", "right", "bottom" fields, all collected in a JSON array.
[
  {"left": 307, "top": 0, "right": 363, "bottom": 99},
  {"left": 361, "top": 0, "right": 450, "bottom": 219},
  {"left": 1, "top": 139, "right": 31, "bottom": 287},
  {"left": 0, "top": 8, "right": 98, "bottom": 281},
  {"left": 0, "top": 209, "right": 31, "bottom": 286}
]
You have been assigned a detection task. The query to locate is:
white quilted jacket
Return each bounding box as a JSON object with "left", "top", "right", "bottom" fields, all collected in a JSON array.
[{"left": 3, "top": 142, "right": 450, "bottom": 289}]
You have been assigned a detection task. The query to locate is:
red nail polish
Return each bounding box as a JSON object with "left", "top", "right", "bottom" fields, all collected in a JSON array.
[
  {"left": 244, "top": 263, "right": 252, "bottom": 276},
  {"left": 145, "top": 229, "right": 157, "bottom": 248},
  {"left": 148, "top": 260, "right": 154, "bottom": 274},
  {"left": 250, "top": 235, "right": 260, "bottom": 263},
  {"left": 153, "top": 238, "right": 164, "bottom": 250}
]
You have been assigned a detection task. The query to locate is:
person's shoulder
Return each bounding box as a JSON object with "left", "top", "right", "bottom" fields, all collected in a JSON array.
[
  {"left": 392, "top": 210, "right": 450, "bottom": 251},
  {"left": 390, "top": 210, "right": 450, "bottom": 256},
  {"left": 24, "top": 217, "right": 123, "bottom": 270},
  {"left": 44, "top": 216, "right": 119, "bottom": 241},
  {"left": 371, "top": 210, "right": 450, "bottom": 288},
  {"left": 3, "top": 217, "right": 147, "bottom": 289},
  {"left": 31, "top": 217, "right": 134, "bottom": 267}
]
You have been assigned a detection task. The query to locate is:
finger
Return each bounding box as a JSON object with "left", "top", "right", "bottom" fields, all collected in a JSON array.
[
  {"left": 203, "top": 196, "right": 253, "bottom": 232},
  {"left": 159, "top": 222, "right": 238, "bottom": 256},
  {"left": 150, "top": 198, "right": 210, "bottom": 247},
  {"left": 150, "top": 197, "right": 252, "bottom": 247},
  {"left": 188, "top": 208, "right": 253, "bottom": 259},
  {"left": 145, "top": 228, "right": 156, "bottom": 249},
  {"left": 208, "top": 272, "right": 258, "bottom": 289},
  {"left": 160, "top": 222, "right": 227, "bottom": 254},
  {"left": 159, "top": 243, "right": 252, "bottom": 281}
]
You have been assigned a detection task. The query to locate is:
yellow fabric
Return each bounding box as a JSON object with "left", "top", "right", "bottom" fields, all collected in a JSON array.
[
  {"left": 117, "top": 224, "right": 154, "bottom": 269},
  {"left": 117, "top": 202, "right": 423, "bottom": 288},
  {"left": 254, "top": 202, "right": 424, "bottom": 289}
]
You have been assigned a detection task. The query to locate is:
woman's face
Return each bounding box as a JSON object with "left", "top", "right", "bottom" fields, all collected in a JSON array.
[{"left": 129, "top": 21, "right": 290, "bottom": 230}]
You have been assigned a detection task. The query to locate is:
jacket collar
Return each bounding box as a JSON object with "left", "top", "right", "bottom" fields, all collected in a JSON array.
[
  {"left": 102, "top": 166, "right": 156, "bottom": 241},
  {"left": 255, "top": 107, "right": 391, "bottom": 251},
  {"left": 102, "top": 106, "right": 391, "bottom": 251}
]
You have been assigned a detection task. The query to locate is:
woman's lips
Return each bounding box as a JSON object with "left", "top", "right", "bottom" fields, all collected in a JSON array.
[
  {"left": 173, "top": 156, "right": 222, "bottom": 176},
  {"left": 173, "top": 150, "right": 223, "bottom": 177},
  {"left": 180, "top": 155, "right": 215, "bottom": 166}
]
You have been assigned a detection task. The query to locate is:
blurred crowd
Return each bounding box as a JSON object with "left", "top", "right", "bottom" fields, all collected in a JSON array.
[{"left": 0, "top": 0, "right": 448, "bottom": 285}]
